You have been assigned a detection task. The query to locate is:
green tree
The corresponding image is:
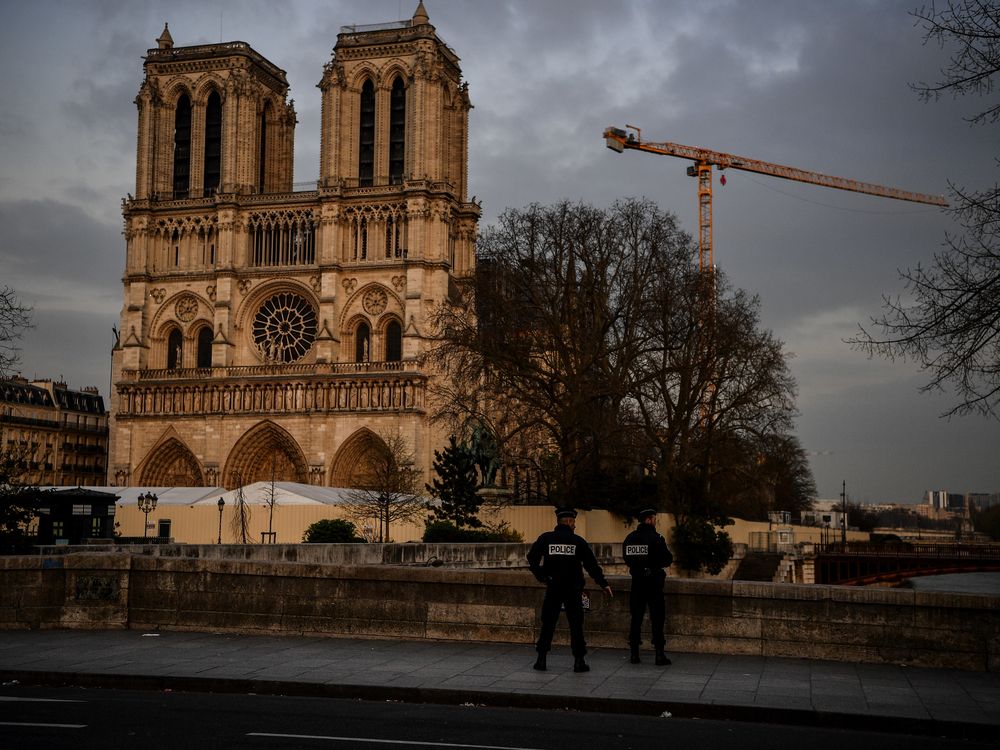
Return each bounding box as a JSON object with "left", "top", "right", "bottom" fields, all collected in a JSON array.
[
  {"left": 846, "top": 502, "right": 880, "bottom": 533},
  {"left": 426, "top": 436, "right": 482, "bottom": 528},
  {"left": 720, "top": 434, "right": 816, "bottom": 522},
  {"left": 0, "top": 447, "right": 37, "bottom": 553},
  {"left": 972, "top": 504, "right": 1000, "bottom": 540},
  {"left": 671, "top": 515, "right": 732, "bottom": 575},
  {"left": 302, "top": 518, "right": 365, "bottom": 543}
]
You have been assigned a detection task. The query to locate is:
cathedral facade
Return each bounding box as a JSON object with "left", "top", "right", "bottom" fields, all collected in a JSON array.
[{"left": 109, "top": 3, "right": 479, "bottom": 489}]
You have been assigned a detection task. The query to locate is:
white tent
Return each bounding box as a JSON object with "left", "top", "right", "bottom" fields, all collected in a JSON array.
[{"left": 197, "top": 482, "right": 358, "bottom": 507}]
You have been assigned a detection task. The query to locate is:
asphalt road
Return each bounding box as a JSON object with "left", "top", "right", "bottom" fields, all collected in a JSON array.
[{"left": 0, "top": 686, "right": 991, "bottom": 750}]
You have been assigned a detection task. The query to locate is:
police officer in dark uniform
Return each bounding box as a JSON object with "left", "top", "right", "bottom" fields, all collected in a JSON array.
[
  {"left": 527, "top": 507, "right": 612, "bottom": 673},
  {"left": 623, "top": 507, "right": 673, "bottom": 665}
]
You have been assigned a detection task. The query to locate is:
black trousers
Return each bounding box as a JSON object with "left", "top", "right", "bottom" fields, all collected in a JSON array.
[
  {"left": 628, "top": 573, "right": 665, "bottom": 648},
  {"left": 536, "top": 584, "right": 586, "bottom": 657}
]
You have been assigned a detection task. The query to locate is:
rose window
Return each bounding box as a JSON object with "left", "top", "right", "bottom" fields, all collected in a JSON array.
[{"left": 252, "top": 292, "right": 318, "bottom": 363}]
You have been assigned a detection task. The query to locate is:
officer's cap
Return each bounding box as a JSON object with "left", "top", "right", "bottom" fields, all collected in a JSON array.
[
  {"left": 555, "top": 507, "right": 578, "bottom": 519},
  {"left": 637, "top": 507, "right": 658, "bottom": 520}
]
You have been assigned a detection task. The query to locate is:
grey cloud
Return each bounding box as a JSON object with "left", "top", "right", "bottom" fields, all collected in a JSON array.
[
  {"left": 14, "top": 308, "right": 117, "bottom": 396},
  {"left": 0, "top": 0, "right": 995, "bottom": 502},
  {"left": 0, "top": 200, "right": 121, "bottom": 291}
]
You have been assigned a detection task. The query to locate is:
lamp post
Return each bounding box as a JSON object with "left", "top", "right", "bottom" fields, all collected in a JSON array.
[
  {"left": 137, "top": 491, "right": 158, "bottom": 540},
  {"left": 217, "top": 497, "right": 225, "bottom": 544},
  {"left": 840, "top": 480, "right": 848, "bottom": 546}
]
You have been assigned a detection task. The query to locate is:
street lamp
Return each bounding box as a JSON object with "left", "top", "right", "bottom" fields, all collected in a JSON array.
[
  {"left": 217, "top": 497, "right": 225, "bottom": 544},
  {"left": 137, "top": 491, "right": 158, "bottom": 540}
]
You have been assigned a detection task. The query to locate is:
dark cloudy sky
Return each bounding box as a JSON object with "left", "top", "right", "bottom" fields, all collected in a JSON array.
[{"left": 1, "top": 0, "right": 997, "bottom": 503}]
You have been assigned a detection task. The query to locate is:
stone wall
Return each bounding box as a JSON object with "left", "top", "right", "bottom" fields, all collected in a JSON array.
[
  {"left": 34, "top": 542, "right": 624, "bottom": 571},
  {"left": 1, "top": 553, "right": 997, "bottom": 671}
]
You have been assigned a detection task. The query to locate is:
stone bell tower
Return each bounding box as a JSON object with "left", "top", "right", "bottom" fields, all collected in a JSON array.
[
  {"left": 109, "top": 3, "right": 479, "bottom": 493},
  {"left": 133, "top": 23, "right": 297, "bottom": 201}
]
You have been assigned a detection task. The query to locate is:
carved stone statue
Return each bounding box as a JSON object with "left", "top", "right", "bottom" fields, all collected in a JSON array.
[{"left": 469, "top": 420, "right": 500, "bottom": 487}]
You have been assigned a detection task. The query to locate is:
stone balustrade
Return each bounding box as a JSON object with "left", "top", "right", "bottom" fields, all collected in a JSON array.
[
  {"left": 115, "top": 371, "right": 426, "bottom": 417},
  {"left": 1, "top": 550, "right": 996, "bottom": 671}
]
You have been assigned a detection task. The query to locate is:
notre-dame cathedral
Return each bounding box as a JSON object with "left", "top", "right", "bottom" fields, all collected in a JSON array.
[{"left": 109, "top": 2, "right": 479, "bottom": 489}]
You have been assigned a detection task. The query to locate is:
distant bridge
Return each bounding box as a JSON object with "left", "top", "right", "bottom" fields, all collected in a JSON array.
[{"left": 813, "top": 542, "right": 1000, "bottom": 586}]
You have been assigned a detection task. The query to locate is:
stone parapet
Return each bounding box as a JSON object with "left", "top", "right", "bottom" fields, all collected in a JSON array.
[{"left": 1, "top": 553, "right": 996, "bottom": 671}]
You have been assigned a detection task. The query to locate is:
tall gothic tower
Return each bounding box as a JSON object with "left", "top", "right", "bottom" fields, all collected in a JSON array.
[{"left": 110, "top": 3, "right": 479, "bottom": 489}]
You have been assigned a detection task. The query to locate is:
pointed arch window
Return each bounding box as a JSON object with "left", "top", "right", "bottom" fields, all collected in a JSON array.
[
  {"left": 167, "top": 329, "right": 183, "bottom": 370},
  {"left": 389, "top": 77, "right": 406, "bottom": 184},
  {"left": 385, "top": 320, "right": 402, "bottom": 362},
  {"left": 196, "top": 327, "right": 213, "bottom": 368},
  {"left": 355, "top": 322, "right": 371, "bottom": 363},
  {"left": 173, "top": 94, "right": 192, "bottom": 199},
  {"left": 204, "top": 91, "right": 222, "bottom": 196},
  {"left": 258, "top": 101, "right": 271, "bottom": 193},
  {"left": 359, "top": 80, "right": 375, "bottom": 187},
  {"left": 353, "top": 216, "right": 368, "bottom": 260}
]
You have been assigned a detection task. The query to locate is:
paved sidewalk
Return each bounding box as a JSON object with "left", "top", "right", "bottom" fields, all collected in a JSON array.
[{"left": 1, "top": 629, "right": 998, "bottom": 739}]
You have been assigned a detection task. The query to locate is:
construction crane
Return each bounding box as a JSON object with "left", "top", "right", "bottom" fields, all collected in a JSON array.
[{"left": 603, "top": 125, "right": 948, "bottom": 273}]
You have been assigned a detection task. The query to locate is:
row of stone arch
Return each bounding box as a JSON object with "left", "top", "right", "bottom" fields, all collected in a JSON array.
[
  {"left": 164, "top": 325, "right": 213, "bottom": 370},
  {"left": 135, "top": 421, "right": 392, "bottom": 490}
]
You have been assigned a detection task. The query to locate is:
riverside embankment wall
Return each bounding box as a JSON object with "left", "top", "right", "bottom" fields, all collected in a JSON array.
[{"left": 2, "top": 551, "right": 997, "bottom": 671}]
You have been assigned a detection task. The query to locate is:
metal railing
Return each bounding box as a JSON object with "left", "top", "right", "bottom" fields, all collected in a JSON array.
[
  {"left": 340, "top": 20, "right": 411, "bottom": 33},
  {"left": 814, "top": 541, "right": 1000, "bottom": 559}
]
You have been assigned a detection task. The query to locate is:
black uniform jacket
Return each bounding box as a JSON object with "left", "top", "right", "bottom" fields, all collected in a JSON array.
[
  {"left": 527, "top": 524, "right": 609, "bottom": 590},
  {"left": 622, "top": 523, "right": 673, "bottom": 578}
]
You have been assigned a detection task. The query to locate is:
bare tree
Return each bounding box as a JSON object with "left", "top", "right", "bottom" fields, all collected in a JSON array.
[
  {"left": 230, "top": 479, "right": 253, "bottom": 544},
  {"left": 911, "top": 1, "right": 1000, "bottom": 125},
  {"left": 1, "top": 286, "right": 32, "bottom": 379},
  {"left": 430, "top": 199, "right": 669, "bottom": 506},
  {"left": 628, "top": 252, "right": 798, "bottom": 526},
  {"left": 851, "top": 2, "right": 1000, "bottom": 418},
  {"left": 341, "top": 432, "right": 425, "bottom": 543},
  {"left": 430, "top": 198, "right": 804, "bottom": 525},
  {"left": 0, "top": 287, "right": 36, "bottom": 551},
  {"left": 263, "top": 454, "right": 278, "bottom": 543}
]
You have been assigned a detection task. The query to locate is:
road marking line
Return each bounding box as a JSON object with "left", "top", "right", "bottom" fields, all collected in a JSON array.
[
  {"left": 0, "top": 697, "right": 85, "bottom": 703},
  {"left": 0, "top": 721, "right": 87, "bottom": 728},
  {"left": 247, "top": 733, "right": 545, "bottom": 750}
]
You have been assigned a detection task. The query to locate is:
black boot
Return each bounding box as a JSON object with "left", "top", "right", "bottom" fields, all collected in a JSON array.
[
  {"left": 654, "top": 649, "right": 671, "bottom": 666},
  {"left": 629, "top": 646, "right": 641, "bottom": 665},
  {"left": 533, "top": 653, "right": 547, "bottom": 671},
  {"left": 573, "top": 656, "right": 590, "bottom": 673}
]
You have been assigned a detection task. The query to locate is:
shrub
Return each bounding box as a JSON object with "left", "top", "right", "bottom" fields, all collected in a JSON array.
[
  {"left": 671, "top": 515, "right": 733, "bottom": 574},
  {"left": 302, "top": 518, "right": 365, "bottom": 543},
  {"left": 422, "top": 520, "right": 523, "bottom": 543}
]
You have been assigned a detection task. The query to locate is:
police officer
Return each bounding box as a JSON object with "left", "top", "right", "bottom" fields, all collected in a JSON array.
[
  {"left": 623, "top": 507, "right": 673, "bottom": 665},
  {"left": 527, "top": 507, "right": 612, "bottom": 673}
]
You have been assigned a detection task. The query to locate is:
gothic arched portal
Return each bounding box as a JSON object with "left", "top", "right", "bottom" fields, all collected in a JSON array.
[
  {"left": 138, "top": 436, "right": 205, "bottom": 486},
  {"left": 329, "top": 428, "right": 391, "bottom": 488},
  {"left": 223, "top": 420, "right": 309, "bottom": 489}
]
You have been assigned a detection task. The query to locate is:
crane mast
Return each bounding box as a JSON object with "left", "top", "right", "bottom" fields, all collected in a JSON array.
[{"left": 603, "top": 125, "right": 948, "bottom": 272}]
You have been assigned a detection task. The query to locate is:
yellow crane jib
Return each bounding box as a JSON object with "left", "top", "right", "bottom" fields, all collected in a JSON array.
[{"left": 602, "top": 124, "right": 949, "bottom": 272}]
